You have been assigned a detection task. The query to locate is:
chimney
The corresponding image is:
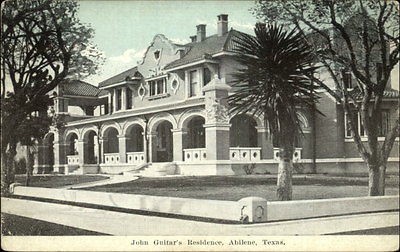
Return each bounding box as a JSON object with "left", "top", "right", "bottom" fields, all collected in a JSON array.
[
  {"left": 190, "top": 35, "right": 197, "bottom": 42},
  {"left": 196, "top": 24, "right": 206, "bottom": 42},
  {"left": 217, "top": 14, "right": 228, "bottom": 36}
]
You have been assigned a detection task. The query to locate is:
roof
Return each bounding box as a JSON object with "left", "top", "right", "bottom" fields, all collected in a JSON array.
[
  {"left": 348, "top": 87, "right": 399, "bottom": 100},
  {"left": 59, "top": 80, "right": 105, "bottom": 97},
  {"left": 99, "top": 66, "right": 141, "bottom": 88},
  {"left": 164, "top": 29, "right": 245, "bottom": 70}
]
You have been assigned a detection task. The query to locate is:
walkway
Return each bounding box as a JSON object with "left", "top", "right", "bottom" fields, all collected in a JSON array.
[
  {"left": 58, "top": 174, "right": 139, "bottom": 189},
  {"left": 2, "top": 197, "right": 399, "bottom": 236}
]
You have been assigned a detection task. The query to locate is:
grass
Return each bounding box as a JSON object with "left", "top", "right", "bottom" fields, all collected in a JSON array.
[
  {"left": 1, "top": 213, "right": 106, "bottom": 236},
  {"left": 14, "top": 175, "right": 108, "bottom": 188},
  {"left": 83, "top": 174, "right": 400, "bottom": 201}
]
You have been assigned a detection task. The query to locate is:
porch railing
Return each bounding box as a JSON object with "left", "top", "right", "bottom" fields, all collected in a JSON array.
[
  {"left": 67, "top": 155, "right": 79, "bottom": 165},
  {"left": 229, "top": 147, "right": 261, "bottom": 161},
  {"left": 273, "top": 148, "right": 302, "bottom": 161},
  {"left": 104, "top": 153, "right": 120, "bottom": 164},
  {"left": 127, "top": 152, "right": 145, "bottom": 164},
  {"left": 183, "top": 148, "right": 207, "bottom": 162}
]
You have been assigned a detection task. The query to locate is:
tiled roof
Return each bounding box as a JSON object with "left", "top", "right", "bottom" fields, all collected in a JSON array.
[
  {"left": 99, "top": 67, "right": 141, "bottom": 88},
  {"left": 164, "top": 29, "right": 246, "bottom": 69},
  {"left": 348, "top": 87, "right": 399, "bottom": 99},
  {"left": 59, "top": 80, "right": 104, "bottom": 97}
]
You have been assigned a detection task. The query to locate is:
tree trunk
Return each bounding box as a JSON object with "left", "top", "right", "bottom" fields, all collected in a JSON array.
[
  {"left": 368, "top": 162, "right": 381, "bottom": 196},
  {"left": 1, "top": 149, "right": 9, "bottom": 194},
  {"left": 1, "top": 144, "right": 17, "bottom": 195},
  {"left": 25, "top": 146, "right": 33, "bottom": 186},
  {"left": 377, "top": 165, "right": 386, "bottom": 195},
  {"left": 277, "top": 147, "right": 293, "bottom": 201}
]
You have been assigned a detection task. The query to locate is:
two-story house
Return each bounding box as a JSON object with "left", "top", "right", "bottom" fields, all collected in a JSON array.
[{"left": 34, "top": 14, "right": 399, "bottom": 176}]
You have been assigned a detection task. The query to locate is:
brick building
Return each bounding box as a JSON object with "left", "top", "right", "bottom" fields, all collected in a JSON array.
[{"left": 34, "top": 14, "right": 399, "bottom": 176}]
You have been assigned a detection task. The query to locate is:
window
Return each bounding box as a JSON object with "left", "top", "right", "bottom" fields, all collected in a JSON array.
[
  {"left": 345, "top": 111, "right": 365, "bottom": 138},
  {"left": 154, "top": 50, "right": 160, "bottom": 60},
  {"left": 189, "top": 70, "right": 198, "bottom": 97},
  {"left": 100, "top": 104, "right": 109, "bottom": 115},
  {"left": 148, "top": 78, "right": 167, "bottom": 96},
  {"left": 127, "top": 88, "right": 133, "bottom": 109},
  {"left": 116, "top": 89, "right": 122, "bottom": 111},
  {"left": 341, "top": 70, "right": 353, "bottom": 90},
  {"left": 379, "top": 110, "right": 390, "bottom": 137},
  {"left": 203, "top": 67, "right": 211, "bottom": 86}
]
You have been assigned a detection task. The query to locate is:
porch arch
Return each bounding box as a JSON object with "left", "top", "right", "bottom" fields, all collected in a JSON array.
[
  {"left": 148, "top": 112, "right": 177, "bottom": 132},
  {"left": 229, "top": 114, "right": 258, "bottom": 147},
  {"left": 177, "top": 109, "right": 206, "bottom": 129}
]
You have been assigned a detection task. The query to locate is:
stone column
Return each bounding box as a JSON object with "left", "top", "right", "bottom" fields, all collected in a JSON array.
[
  {"left": 148, "top": 132, "right": 157, "bottom": 163},
  {"left": 171, "top": 129, "right": 187, "bottom": 161},
  {"left": 108, "top": 93, "right": 113, "bottom": 114},
  {"left": 202, "top": 75, "right": 234, "bottom": 175},
  {"left": 99, "top": 137, "right": 108, "bottom": 164},
  {"left": 33, "top": 144, "right": 46, "bottom": 174},
  {"left": 118, "top": 135, "right": 127, "bottom": 163},
  {"left": 113, "top": 89, "right": 118, "bottom": 112},
  {"left": 256, "top": 126, "right": 273, "bottom": 159},
  {"left": 77, "top": 139, "right": 85, "bottom": 166},
  {"left": 142, "top": 132, "right": 148, "bottom": 163},
  {"left": 121, "top": 87, "right": 127, "bottom": 111}
]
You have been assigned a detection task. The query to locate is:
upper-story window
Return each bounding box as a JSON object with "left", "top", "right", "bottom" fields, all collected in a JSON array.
[
  {"left": 100, "top": 103, "right": 109, "bottom": 115},
  {"left": 127, "top": 88, "right": 133, "bottom": 109},
  {"left": 149, "top": 78, "right": 167, "bottom": 96},
  {"left": 379, "top": 109, "right": 390, "bottom": 137},
  {"left": 345, "top": 109, "right": 390, "bottom": 138},
  {"left": 345, "top": 111, "right": 365, "bottom": 138},
  {"left": 189, "top": 70, "right": 199, "bottom": 97},
  {"left": 203, "top": 67, "right": 211, "bottom": 86},
  {"left": 116, "top": 89, "right": 122, "bottom": 111},
  {"left": 341, "top": 70, "right": 354, "bottom": 90}
]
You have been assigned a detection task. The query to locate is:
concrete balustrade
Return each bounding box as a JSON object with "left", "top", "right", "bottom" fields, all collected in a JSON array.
[
  {"left": 229, "top": 147, "right": 261, "bottom": 161},
  {"left": 11, "top": 186, "right": 399, "bottom": 223},
  {"left": 273, "top": 148, "right": 302, "bottom": 161},
  {"left": 67, "top": 155, "right": 79, "bottom": 165},
  {"left": 103, "top": 153, "right": 120, "bottom": 164},
  {"left": 126, "top": 152, "right": 145, "bottom": 164},
  {"left": 183, "top": 148, "right": 207, "bottom": 162}
]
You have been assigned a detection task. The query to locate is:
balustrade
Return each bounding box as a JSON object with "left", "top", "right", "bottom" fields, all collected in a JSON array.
[
  {"left": 103, "top": 153, "right": 120, "bottom": 164},
  {"left": 67, "top": 155, "right": 79, "bottom": 165},
  {"left": 183, "top": 148, "right": 207, "bottom": 162},
  {"left": 126, "top": 152, "right": 145, "bottom": 164},
  {"left": 229, "top": 147, "right": 261, "bottom": 161},
  {"left": 273, "top": 148, "right": 302, "bottom": 161}
]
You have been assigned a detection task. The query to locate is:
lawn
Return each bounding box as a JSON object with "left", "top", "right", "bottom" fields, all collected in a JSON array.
[
  {"left": 83, "top": 174, "right": 400, "bottom": 201},
  {"left": 14, "top": 175, "right": 108, "bottom": 188},
  {"left": 1, "top": 213, "right": 105, "bottom": 236}
]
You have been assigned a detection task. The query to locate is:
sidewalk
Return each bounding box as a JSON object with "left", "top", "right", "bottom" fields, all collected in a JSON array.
[
  {"left": 58, "top": 174, "right": 139, "bottom": 189},
  {"left": 2, "top": 197, "right": 399, "bottom": 235}
]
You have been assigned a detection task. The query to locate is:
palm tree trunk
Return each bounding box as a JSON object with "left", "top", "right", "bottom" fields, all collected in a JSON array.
[{"left": 277, "top": 146, "right": 293, "bottom": 201}]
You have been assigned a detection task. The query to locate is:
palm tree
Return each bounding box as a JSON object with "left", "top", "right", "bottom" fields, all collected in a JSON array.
[{"left": 228, "top": 23, "right": 320, "bottom": 201}]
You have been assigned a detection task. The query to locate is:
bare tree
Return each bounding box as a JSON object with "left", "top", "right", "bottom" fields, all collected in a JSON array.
[
  {"left": 253, "top": 0, "right": 399, "bottom": 196},
  {"left": 1, "top": 0, "right": 103, "bottom": 194}
]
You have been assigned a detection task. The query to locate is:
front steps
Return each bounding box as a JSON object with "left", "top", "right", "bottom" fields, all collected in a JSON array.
[{"left": 123, "top": 162, "right": 177, "bottom": 177}]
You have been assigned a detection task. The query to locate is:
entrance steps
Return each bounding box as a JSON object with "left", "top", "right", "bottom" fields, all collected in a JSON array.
[{"left": 123, "top": 162, "right": 177, "bottom": 177}]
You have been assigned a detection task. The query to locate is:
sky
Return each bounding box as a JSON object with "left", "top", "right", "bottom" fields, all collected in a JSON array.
[{"left": 77, "top": 0, "right": 258, "bottom": 85}]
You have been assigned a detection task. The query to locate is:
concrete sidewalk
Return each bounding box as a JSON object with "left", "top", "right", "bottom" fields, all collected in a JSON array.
[
  {"left": 2, "top": 197, "right": 399, "bottom": 235},
  {"left": 58, "top": 175, "right": 139, "bottom": 189}
]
